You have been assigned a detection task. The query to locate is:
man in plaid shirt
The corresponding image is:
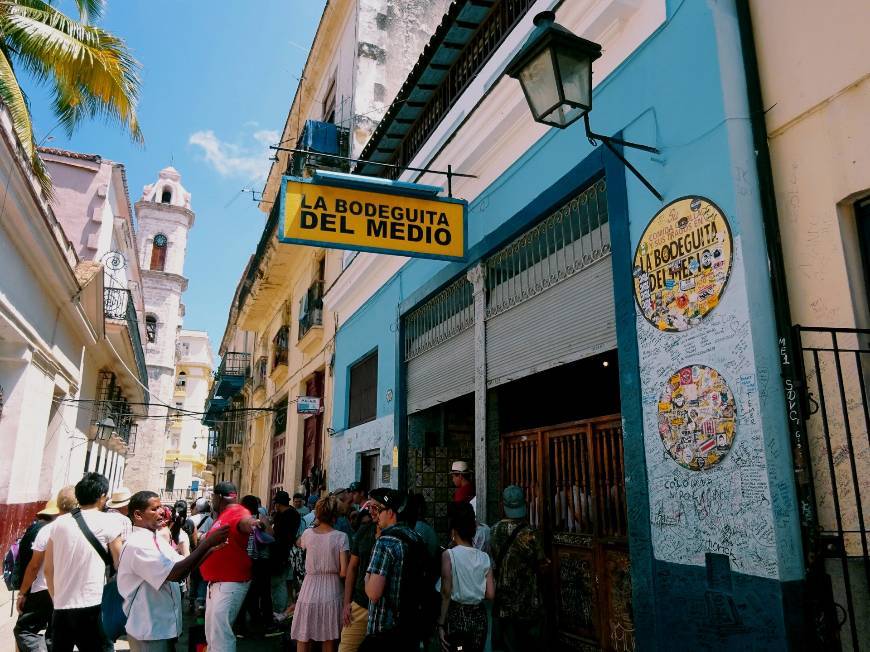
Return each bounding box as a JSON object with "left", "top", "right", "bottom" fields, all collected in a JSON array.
[{"left": 361, "top": 488, "right": 425, "bottom": 650}]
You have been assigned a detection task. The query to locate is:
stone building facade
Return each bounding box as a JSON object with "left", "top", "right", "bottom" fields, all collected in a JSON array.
[{"left": 123, "top": 167, "right": 196, "bottom": 492}]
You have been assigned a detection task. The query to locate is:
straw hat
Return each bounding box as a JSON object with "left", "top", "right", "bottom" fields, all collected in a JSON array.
[
  {"left": 37, "top": 498, "right": 60, "bottom": 516},
  {"left": 106, "top": 487, "right": 132, "bottom": 509},
  {"left": 450, "top": 460, "right": 470, "bottom": 475}
]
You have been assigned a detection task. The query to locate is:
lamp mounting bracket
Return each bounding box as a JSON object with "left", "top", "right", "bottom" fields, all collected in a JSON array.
[{"left": 583, "top": 114, "right": 663, "bottom": 201}]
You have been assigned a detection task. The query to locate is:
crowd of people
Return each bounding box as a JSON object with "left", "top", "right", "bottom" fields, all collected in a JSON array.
[{"left": 7, "top": 461, "right": 550, "bottom": 652}]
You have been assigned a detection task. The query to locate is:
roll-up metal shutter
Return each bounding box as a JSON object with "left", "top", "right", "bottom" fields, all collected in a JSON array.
[
  {"left": 407, "top": 328, "right": 474, "bottom": 413},
  {"left": 483, "top": 178, "right": 615, "bottom": 388},
  {"left": 486, "top": 258, "right": 616, "bottom": 387},
  {"left": 404, "top": 276, "right": 474, "bottom": 414}
]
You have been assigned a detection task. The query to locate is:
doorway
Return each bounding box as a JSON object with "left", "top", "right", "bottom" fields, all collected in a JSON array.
[
  {"left": 501, "top": 415, "right": 633, "bottom": 651},
  {"left": 361, "top": 451, "right": 380, "bottom": 494}
]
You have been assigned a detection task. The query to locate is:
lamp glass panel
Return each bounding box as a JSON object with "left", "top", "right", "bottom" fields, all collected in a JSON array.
[
  {"left": 518, "top": 47, "right": 561, "bottom": 121},
  {"left": 541, "top": 104, "right": 586, "bottom": 129},
  {"left": 556, "top": 48, "right": 593, "bottom": 110}
]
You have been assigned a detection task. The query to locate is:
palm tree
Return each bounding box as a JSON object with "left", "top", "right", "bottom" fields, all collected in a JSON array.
[{"left": 0, "top": 0, "right": 141, "bottom": 195}]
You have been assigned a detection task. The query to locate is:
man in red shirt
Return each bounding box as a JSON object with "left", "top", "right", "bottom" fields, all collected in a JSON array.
[
  {"left": 200, "top": 482, "right": 262, "bottom": 651},
  {"left": 450, "top": 460, "right": 475, "bottom": 503}
]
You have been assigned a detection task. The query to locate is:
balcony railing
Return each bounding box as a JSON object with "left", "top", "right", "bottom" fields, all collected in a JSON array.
[
  {"left": 298, "top": 280, "right": 324, "bottom": 341},
  {"left": 219, "top": 352, "right": 251, "bottom": 377},
  {"left": 359, "top": 0, "right": 536, "bottom": 177},
  {"left": 104, "top": 287, "right": 149, "bottom": 394},
  {"left": 273, "top": 326, "right": 289, "bottom": 369},
  {"left": 214, "top": 352, "right": 251, "bottom": 398}
]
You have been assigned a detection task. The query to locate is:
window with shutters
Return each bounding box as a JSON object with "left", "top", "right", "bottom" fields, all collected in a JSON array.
[{"left": 348, "top": 351, "right": 377, "bottom": 428}]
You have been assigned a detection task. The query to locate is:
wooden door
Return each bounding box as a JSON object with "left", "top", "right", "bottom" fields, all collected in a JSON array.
[{"left": 501, "top": 415, "right": 634, "bottom": 651}]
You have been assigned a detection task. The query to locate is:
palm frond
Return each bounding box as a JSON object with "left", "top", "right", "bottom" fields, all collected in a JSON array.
[
  {"left": 0, "top": 1, "right": 142, "bottom": 142},
  {"left": 0, "top": 47, "right": 52, "bottom": 196},
  {"left": 73, "top": 0, "right": 104, "bottom": 22}
]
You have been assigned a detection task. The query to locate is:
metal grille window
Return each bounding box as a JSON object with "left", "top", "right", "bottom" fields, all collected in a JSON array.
[
  {"left": 348, "top": 351, "right": 378, "bottom": 428},
  {"left": 254, "top": 356, "right": 268, "bottom": 390},
  {"left": 274, "top": 397, "right": 288, "bottom": 437},
  {"left": 485, "top": 178, "right": 609, "bottom": 318},
  {"left": 273, "top": 326, "right": 289, "bottom": 369},
  {"left": 404, "top": 276, "right": 473, "bottom": 361}
]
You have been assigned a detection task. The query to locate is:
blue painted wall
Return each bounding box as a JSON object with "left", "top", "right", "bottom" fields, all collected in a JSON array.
[{"left": 331, "top": 0, "right": 804, "bottom": 647}]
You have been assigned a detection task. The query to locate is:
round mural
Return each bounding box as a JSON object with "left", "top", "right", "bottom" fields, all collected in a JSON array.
[
  {"left": 633, "top": 196, "right": 733, "bottom": 332},
  {"left": 658, "top": 364, "right": 736, "bottom": 471}
]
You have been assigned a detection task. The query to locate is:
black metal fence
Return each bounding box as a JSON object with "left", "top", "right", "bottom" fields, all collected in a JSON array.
[{"left": 795, "top": 326, "right": 870, "bottom": 651}]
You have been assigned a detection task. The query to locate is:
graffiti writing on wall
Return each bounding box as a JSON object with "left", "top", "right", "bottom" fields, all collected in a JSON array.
[{"left": 637, "top": 239, "right": 779, "bottom": 579}]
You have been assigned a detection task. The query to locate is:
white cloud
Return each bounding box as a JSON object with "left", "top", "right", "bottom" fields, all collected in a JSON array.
[
  {"left": 253, "top": 129, "right": 279, "bottom": 147},
  {"left": 188, "top": 129, "right": 271, "bottom": 181}
]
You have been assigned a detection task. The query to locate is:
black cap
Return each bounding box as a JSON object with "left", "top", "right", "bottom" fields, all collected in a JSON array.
[
  {"left": 214, "top": 481, "right": 238, "bottom": 498},
  {"left": 273, "top": 490, "right": 290, "bottom": 506},
  {"left": 347, "top": 481, "right": 363, "bottom": 493},
  {"left": 368, "top": 487, "right": 406, "bottom": 513}
]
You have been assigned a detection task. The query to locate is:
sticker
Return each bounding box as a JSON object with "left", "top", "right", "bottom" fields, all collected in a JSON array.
[
  {"left": 658, "top": 364, "right": 737, "bottom": 471},
  {"left": 633, "top": 197, "right": 733, "bottom": 332}
]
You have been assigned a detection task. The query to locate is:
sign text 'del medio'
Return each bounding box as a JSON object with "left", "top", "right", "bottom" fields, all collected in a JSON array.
[{"left": 280, "top": 177, "right": 466, "bottom": 261}]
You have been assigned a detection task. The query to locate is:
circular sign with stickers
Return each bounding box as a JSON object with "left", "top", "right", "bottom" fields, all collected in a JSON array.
[
  {"left": 633, "top": 196, "right": 732, "bottom": 332},
  {"left": 658, "top": 364, "right": 736, "bottom": 471}
]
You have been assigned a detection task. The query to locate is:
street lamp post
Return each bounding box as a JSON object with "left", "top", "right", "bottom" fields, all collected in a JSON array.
[{"left": 506, "top": 11, "right": 663, "bottom": 201}]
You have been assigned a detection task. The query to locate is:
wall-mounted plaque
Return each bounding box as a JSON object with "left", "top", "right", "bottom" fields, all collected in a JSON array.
[
  {"left": 633, "top": 196, "right": 732, "bottom": 332},
  {"left": 658, "top": 364, "right": 736, "bottom": 471}
]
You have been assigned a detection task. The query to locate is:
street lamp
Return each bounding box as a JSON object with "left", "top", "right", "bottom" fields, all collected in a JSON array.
[
  {"left": 506, "top": 11, "right": 601, "bottom": 128},
  {"left": 95, "top": 416, "right": 116, "bottom": 441},
  {"left": 506, "top": 11, "right": 662, "bottom": 200}
]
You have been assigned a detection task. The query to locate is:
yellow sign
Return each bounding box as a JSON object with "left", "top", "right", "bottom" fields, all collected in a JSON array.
[
  {"left": 632, "top": 196, "right": 732, "bottom": 332},
  {"left": 280, "top": 177, "right": 466, "bottom": 261}
]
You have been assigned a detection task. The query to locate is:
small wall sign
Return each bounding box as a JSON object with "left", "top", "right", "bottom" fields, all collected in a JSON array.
[
  {"left": 633, "top": 196, "right": 732, "bottom": 332},
  {"left": 296, "top": 396, "right": 322, "bottom": 414}
]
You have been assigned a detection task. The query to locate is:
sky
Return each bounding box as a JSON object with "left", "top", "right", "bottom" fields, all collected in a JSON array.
[{"left": 25, "top": 0, "right": 327, "bottom": 356}]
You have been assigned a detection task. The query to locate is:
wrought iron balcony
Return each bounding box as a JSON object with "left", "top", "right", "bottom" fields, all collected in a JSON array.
[
  {"left": 298, "top": 280, "right": 324, "bottom": 341},
  {"left": 214, "top": 351, "right": 251, "bottom": 398},
  {"left": 104, "top": 287, "right": 149, "bottom": 393},
  {"left": 272, "top": 326, "right": 289, "bottom": 370}
]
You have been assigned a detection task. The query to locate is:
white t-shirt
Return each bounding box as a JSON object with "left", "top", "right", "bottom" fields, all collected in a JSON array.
[
  {"left": 108, "top": 510, "right": 132, "bottom": 543},
  {"left": 30, "top": 522, "right": 53, "bottom": 593},
  {"left": 446, "top": 546, "right": 491, "bottom": 605},
  {"left": 48, "top": 510, "right": 122, "bottom": 609},
  {"left": 117, "top": 526, "right": 184, "bottom": 641}
]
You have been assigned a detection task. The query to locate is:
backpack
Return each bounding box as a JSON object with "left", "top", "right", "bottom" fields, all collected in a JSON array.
[
  {"left": 5, "top": 519, "right": 45, "bottom": 591},
  {"left": 390, "top": 526, "right": 440, "bottom": 640},
  {"left": 3, "top": 540, "right": 20, "bottom": 591}
]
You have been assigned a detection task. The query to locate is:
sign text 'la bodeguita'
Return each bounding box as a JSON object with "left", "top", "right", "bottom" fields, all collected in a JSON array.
[
  {"left": 280, "top": 178, "right": 466, "bottom": 261},
  {"left": 299, "top": 194, "right": 453, "bottom": 245}
]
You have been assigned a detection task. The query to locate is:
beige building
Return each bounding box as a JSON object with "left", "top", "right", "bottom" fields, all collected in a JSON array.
[
  {"left": 751, "top": 1, "right": 869, "bottom": 647},
  {"left": 162, "top": 330, "right": 212, "bottom": 500}
]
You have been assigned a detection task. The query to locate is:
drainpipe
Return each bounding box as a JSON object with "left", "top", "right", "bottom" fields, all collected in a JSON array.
[{"left": 734, "top": 1, "right": 831, "bottom": 646}]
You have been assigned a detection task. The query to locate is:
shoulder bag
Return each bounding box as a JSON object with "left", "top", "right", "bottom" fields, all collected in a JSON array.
[{"left": 71, "top": 508, "right": 127, "bottom": 641}]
